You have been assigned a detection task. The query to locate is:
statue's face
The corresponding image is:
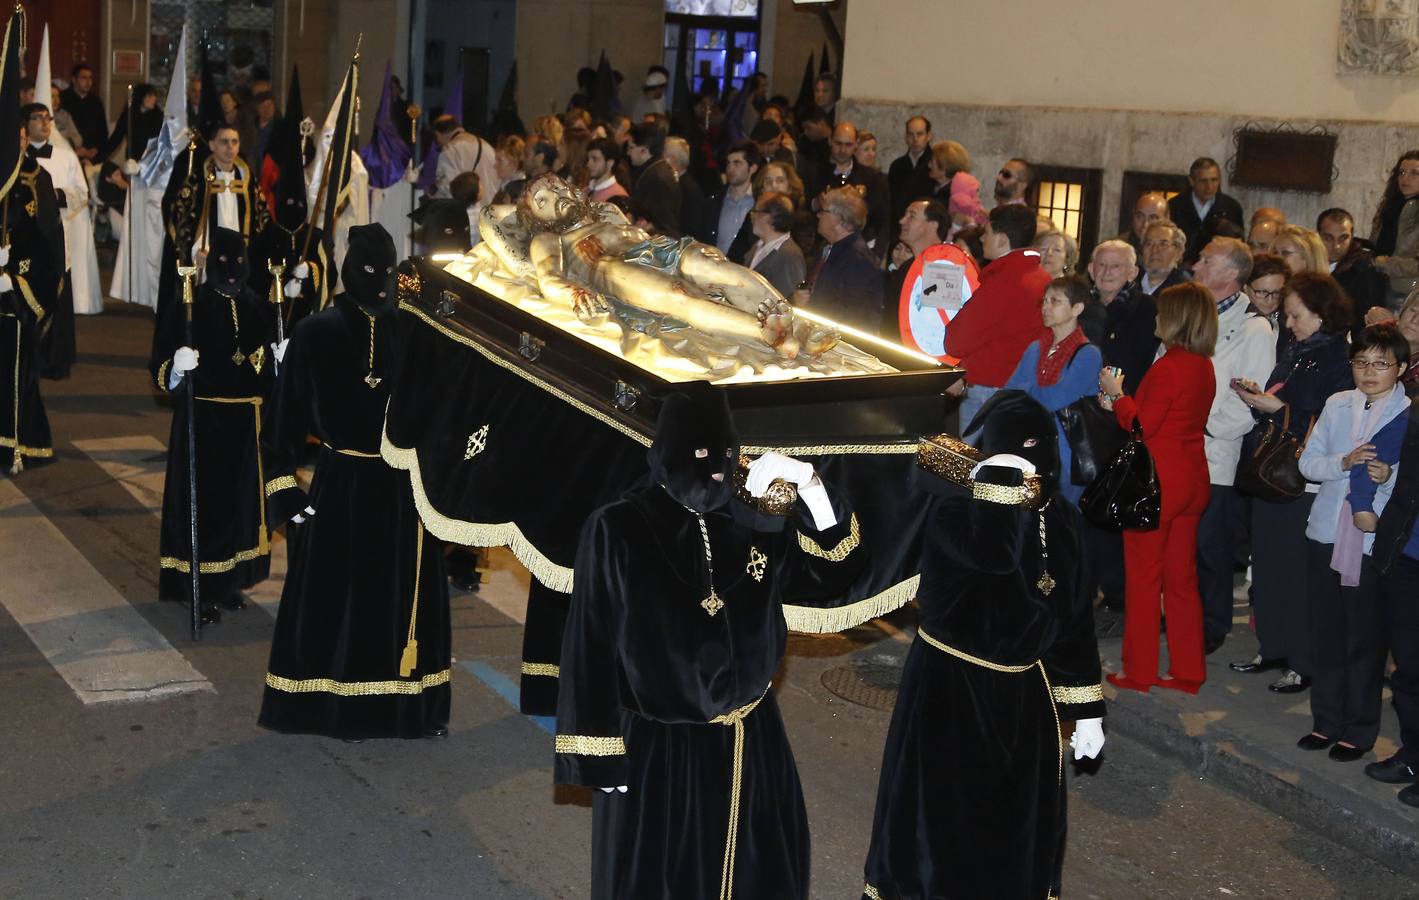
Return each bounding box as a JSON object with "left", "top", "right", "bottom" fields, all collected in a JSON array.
[{"left": 523, "top": 176, "right": 591, "bottom": 231}]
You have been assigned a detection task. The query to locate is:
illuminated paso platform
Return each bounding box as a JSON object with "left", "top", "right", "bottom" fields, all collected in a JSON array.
[{"left": 380, "top": 255, "right": 958, "bottom": 663}]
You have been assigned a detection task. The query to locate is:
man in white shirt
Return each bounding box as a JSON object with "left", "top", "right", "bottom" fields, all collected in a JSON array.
[
  {"left": 1192, "top": 236, "right": 1275, "bottom": 654},
  {"left": 431, "top": 114, "right": 497, "bottom": 208}
]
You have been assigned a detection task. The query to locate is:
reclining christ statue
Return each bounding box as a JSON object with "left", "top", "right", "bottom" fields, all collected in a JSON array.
[{"left": 465, "top": 173, "right": 841, "bottom": 361}]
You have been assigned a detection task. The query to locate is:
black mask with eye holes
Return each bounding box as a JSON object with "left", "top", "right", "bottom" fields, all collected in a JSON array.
[
  {"left": 206, "top": 227, "right": 249, "bottom": 296},
  {"left": 274, "top": 153, "right": 308, "bottom": 231},
  {"left": 962, "top": 389, "right": 1060, "bottom": 495},
  {"left": 648, "top": 389, "right": 739, "bottom": 513},
  {"left": 340, "top": 223, "right": 399, "bottom": 316}
]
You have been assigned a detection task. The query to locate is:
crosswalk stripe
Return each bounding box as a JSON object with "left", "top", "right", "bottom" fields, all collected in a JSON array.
[
  {"left": 73, "top": 435, "right": 286, "bottom": 618},
  {"left": 0, "top": 477, "right": 213, "bottom": 703}
]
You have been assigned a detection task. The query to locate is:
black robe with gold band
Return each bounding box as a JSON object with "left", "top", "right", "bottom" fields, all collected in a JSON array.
[
  {"left": 555, "top": 484, "right": 866, "bottom": 900},
  {"left": 258, "top": 295, "right": 451, "bottom": 739},
  {"left": 156, "top": 153, "right": 270, "bottom": 327},
  {"left": 149, "top": 279, "right": 276, "bottom": 607},
  {"left": 248, "top": 221, "right": 330, "bottom": 331},
  {"left": 0, "top": 160, "right": 63, "bottom": 471},
  {"left": 861, "top": 467, "right": 1105, "bottom": 900}
]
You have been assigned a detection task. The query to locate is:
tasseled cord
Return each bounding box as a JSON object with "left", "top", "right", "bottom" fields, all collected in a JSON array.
[{"left": 399, "top": 522, "right": 423, "bottom": 676}]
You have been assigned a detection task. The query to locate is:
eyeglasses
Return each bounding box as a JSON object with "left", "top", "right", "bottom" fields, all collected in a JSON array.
[
  {"left": 1350, "top": 359, "right": 1397, "bottom": 371},
  {"left": 1249, "top": 288, "right": 1284, "bottom": 301},
  {"left": 1399, "top": 168, "right": 1419, "bottom": 178}
]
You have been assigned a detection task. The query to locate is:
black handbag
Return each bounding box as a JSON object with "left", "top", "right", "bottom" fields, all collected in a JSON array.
[
  {"left": 1235, "top": 406, "right": 1313, "bottom": 503},
  {"left": 1057, "top": 398, "right": 1128, "bottom": 487},
  {"left": 1079, "top": 418, "right": 1161, "bottom": 532}
]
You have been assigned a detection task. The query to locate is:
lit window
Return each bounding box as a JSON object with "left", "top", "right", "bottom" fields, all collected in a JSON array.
[{"left": 1037, "top": 181, "right": 1084, "bottom": 240}]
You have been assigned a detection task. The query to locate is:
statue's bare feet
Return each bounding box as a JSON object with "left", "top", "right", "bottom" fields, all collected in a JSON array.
[{"left": 797, "top": 321, "right": 840, "bottom": 356}]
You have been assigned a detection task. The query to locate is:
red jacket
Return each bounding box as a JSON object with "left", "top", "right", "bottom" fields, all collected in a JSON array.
[
  {"left": 944, "top": 248, "right": 1051, "bottom": 387},
  {"left": 1113, "top": 346, "right": 1215, "bottom": 514}
]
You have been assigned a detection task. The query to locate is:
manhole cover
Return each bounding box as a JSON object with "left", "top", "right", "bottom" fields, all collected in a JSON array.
[{"left": 820, "top": 662, "right": 900, "bottom": 711}]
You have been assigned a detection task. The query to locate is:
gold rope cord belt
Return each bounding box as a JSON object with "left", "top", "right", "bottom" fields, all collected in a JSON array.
[
  {"left": 919, "top": 629, "right": 1065, "bottom": 786},
  {"left": 321, "top": 442, "right": 381, "bottom": 458},
  {"left": 708, "top": 686, "right": 769, "bottom": 900}
]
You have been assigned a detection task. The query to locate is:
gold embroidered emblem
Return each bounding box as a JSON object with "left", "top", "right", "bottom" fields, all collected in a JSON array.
[
  {"left": 364, "top": 373, "right": 382, "bottom": 388},
  {"left": 17, "top": 259, "right": 29, "bottom": 275},
  {"left": 464, "top": 424, "right": 490, "bottom": 460},
  {"left": 701, "top": 589, "right": 724, "bottom": 616},
  {"left": 746, "top": 547, "right": 767, "bottom": 582},
  {"left": 1037, "top": 572, "right": 1056, "bottom": 596},
  {"left": 249, "top": 345, "right": 266, "bottom": 374}
]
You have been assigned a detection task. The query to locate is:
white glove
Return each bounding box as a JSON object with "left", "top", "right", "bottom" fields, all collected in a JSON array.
[
  {"left": 599, "top": 785, "right": 628, "bottom": 794},
  {"left": 292, "top": 262, "right": 310, "bottom": 279},
  {"left": 283, "top": 278, "right": 302, "bottom": 298},
  {"left": 1070, "top": 717, "right": 1105, "bottom": 760},
  {"left": 123, "top": 159, "right": 141, "bottom": 176},
  {"left": 0, "top": 273, "right": 11, "bottom": 294},
  {"left": 272, "top": 338, "right": 290, "bottom": 364},
  {"left": 291, "top": 505, "right": 316, "bottom": 524},
  {"left": 0, "top": 244, "right": 10, "bottom": 266},
  {"left": 746, "top": 452, "right": 816, "bottom": 496},
  {"left": 169, "top": 346, "right": 199, "bottom": 388},
  {"left": 970, "top": 453, "right": 1037, "bottom": 479}
]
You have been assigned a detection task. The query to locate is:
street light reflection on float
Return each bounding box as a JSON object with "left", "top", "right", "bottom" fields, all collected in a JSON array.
[{"left": 792, "top": 307, "right": 946, "bottom": 368}]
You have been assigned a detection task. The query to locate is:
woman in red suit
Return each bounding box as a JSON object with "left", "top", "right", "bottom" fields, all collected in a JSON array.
[{"left": 1099, "top": 283, "right": 1218, "bottom": 694}]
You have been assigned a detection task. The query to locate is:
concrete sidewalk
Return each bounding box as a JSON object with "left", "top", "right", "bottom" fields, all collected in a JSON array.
[{"left": 1097, "top": 617, "right": 1419, "bottom": 880}]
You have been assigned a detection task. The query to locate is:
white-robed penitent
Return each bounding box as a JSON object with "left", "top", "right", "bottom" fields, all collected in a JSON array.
[
  {"left": 35, "top": 25, "right": 102, "bottom": 315},
  {"left": 369, "top": 180, "right": 413, "bottom": 259}
]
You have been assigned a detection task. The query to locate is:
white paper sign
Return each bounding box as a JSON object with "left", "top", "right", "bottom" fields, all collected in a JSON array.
[{"left": 919, "top": 260, "right": 965, "bottom": 311}]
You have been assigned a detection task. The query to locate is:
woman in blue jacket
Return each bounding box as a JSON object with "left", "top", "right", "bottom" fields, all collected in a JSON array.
[{"left": 1005, "top": 274, "right": 1103, "bottom": 506}]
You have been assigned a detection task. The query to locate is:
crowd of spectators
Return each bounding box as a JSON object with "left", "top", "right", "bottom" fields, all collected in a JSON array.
[{"left": 419, "top": 64, "right": 1419, "bottom": 810}]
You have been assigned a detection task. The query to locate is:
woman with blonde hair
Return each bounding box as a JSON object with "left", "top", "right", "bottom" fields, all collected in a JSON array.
[
  {"left": 753, "top": 161, "right": 816, "bottom": 257},
  {"left": 1099, "top": 283, "right": 1218, "bottom": 693},
  {"left": 1273, "top": 224, "right": 1329, "bottom": 275}
]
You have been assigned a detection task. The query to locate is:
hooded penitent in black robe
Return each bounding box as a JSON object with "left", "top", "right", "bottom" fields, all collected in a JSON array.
[
  {"left": 861, "top": 391, "right": 1106, "bottom": 900},
  {"left": 554, "top": 391, "right": 867, "bottom": 900},
  {"left": 249, "top": 122, "right": 330, "bottom": 330},
  {"left": 258, "top": 224, "right": 451, "bottom": 740},
  {"left": 150, "top": 227, "right": 277, "bottom": 617},
  {"left": 0, "top": 159, "right": 63, "bottom": 471}
]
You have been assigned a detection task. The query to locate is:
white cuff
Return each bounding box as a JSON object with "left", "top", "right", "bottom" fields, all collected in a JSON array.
[{"left": 797, "top": 479, "right": 838, "bottom": 531}]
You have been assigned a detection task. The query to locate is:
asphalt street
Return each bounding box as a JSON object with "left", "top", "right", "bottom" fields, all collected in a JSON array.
[{"left": 3, "top": 303, "right": 1417, "bottom": 899}]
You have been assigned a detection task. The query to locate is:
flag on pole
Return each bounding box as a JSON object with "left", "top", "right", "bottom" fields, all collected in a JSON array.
[
  {"left": 138, "top": 25, "right": 188, "bottom": 189},
  {"left": 307, "top": 46, "right": 360, "bottom": 249},
  {"left": 0, "top": 7, "right": 23, "bottom": 203},
  {"left": 359, "top": 61, "right": 410, "bottom": 190}
]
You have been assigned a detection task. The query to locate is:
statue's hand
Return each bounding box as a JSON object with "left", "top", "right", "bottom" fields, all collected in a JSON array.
[
  {"left": 757, "top": 298, "right": 797, "bottom": 357},
  {"left": 570, "top": 286, "right": 609, "bottom": 320}
]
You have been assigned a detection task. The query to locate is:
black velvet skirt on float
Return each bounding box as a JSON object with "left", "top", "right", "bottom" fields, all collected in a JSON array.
[
  {"left": 862, "top": 474, "right": 1105, "bottom": 900},
  {"left": 257, "top": 297, "right": 451, "bottom": 739}
]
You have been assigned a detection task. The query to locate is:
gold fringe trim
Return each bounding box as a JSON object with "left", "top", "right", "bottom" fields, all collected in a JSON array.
[
  {"left": 399, "top": 299, "right": 653, "bottom": 447},
  {"left": 160, "top": 544, "right": 268, "bottom": 574},
  {"left": 1051, "top": 683, "right": 1105, "bottom": 705},
  {"left": 265, "top": 669, "right": 451, "bottom": 697},
  {"left": 972, "top": 479, "right": 1040, "bottom": 507},
  {"left": 382, "top": 427, "right": 576, "bottom": 592},
  {"left": 521, "top": 661, "right": 560, "bottom": 678},
  {"left": 156, "top": 359, "right": 171, "bottom": 393},
  {"left": 741, "top": 443, "right": 917, "bottom": 456},
  {"left": 265, "top": 475, "right": 298, "bottom": 497},
  {"left": 782, "top": 574, "right": 918, "bottom": 634},
  {"left": 797, "top": 513, "right": 861, "bottom": 561},
  {"left": 920, "top": 628, "right": 1035, "bottom": 673},
  {"left": 554, "top": 734, "right": 626, "bottom": 756},
  {"left": 0, "top": 435, "right": 54, "bottom": 457}
]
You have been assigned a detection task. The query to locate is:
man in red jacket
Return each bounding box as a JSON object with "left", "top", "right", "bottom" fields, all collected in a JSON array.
[{"left": 946, "top": 203, "right": 1052, "bottom": 429}]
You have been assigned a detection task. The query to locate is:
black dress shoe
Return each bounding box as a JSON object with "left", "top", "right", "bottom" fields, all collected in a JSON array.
[
  {"left": 1365, "top": 756, "right": 1419, "bottom": 784},
  {"left": 199, "top": 604, "right": 222, "bottom": 625},
  {"left": 1204, "top": 634, "right": 1226, "bottom": 655},
  {"left": 1297, "top": 732, "right": 1333, "bottom": 751},
  {"left": 423, "top": 725, "right": 449, "bottom": 740},
  {"left": 1329, "top": 743, "right": 1367, "bottom": 762},
  {"left": 1268, "top": 671, "right": 1311, "bottom": 693},
  {"left": 1399, "top": 783, "right": 1419, "bottom": 809},
  {"left": 219, "top": 593, "right": 247, "bottom": 611},
  {"left": 449, "top": 571, "right": 482, "bottom": 593},
  {"left": 1230, "top": 655, "right": 1287, "bottom": 674}
]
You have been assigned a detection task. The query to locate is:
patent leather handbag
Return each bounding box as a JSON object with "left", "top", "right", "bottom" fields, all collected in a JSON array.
[
  {"left": 1235, "top": 406, "right": 1312, "bottom": 504},
  {"left": 1079, "top": 417, "right": 1161, "bottom": 532}
]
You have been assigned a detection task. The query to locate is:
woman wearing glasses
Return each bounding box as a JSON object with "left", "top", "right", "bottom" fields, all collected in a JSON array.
[
  {"left": 1293, "top": 324, "right": 1411, "bottom": 762},
  {"left": 1371, "top": 151, "right": 1419, "bottom": 307},
  {"left": 1230, "top": 273, "right": 1354, "bottom": 694}
]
